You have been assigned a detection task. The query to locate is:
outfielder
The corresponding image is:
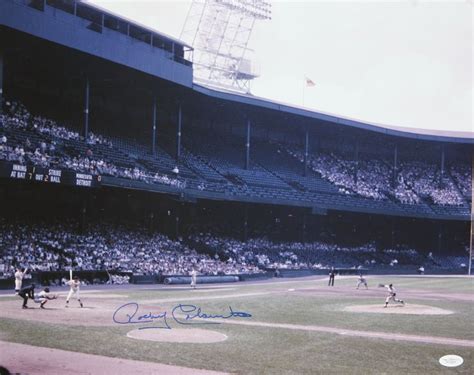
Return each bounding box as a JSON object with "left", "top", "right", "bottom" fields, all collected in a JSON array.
[
  {"left": 65, "top": 276, "right": 83, "bottom": 308},
  {"left": 356, "top": 274, "right": 368, "bottom": 289},
  {"left": 14, "top": 267, "right": 27, "bottom": 295},
  {"left": 36, "top": 287, "right": 57, "bottom": 309},
  {"left": 381, "top": 283, "right": 405, "bottom": 307}
]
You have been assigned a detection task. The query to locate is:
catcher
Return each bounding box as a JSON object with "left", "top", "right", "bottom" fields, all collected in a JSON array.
[
  {"left": 379, "top": 283, "right": 405, "bottom": 308},
  {"left": 36, "top": 287, "right": 58, "bottom": 309}
]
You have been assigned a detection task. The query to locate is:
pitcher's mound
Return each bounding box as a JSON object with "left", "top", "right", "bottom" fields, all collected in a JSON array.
[
  {"left": 344, "top": 304, "right": 453, "bottom": 315},
  {"left": 127, "top": 328, "right": 228, "bottom": 343}
]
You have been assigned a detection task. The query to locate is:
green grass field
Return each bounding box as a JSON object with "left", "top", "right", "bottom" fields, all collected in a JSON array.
[{"left": 0, "top": 275, "right": 472, "bottom": 374}]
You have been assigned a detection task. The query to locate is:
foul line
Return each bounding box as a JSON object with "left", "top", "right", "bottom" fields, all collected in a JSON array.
[{"left": 217, "top": 319, "right": 474, "bottom": 348}]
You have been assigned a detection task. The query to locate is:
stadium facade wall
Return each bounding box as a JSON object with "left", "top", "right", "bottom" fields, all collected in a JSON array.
[{"left": 0, "top": 0, "right": 192, "bottom": 87}]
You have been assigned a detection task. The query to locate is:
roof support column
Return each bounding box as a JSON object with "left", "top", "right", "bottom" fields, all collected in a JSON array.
[
  {"left": 175, "top": 209, "right": 180, "bottom": 239},
  {"left": 243, "top": 205, "right": 248, "bottom": 242},
  {"left": 80, "top": 197, "right": 87, "bottom": 234},
  {"left": 354, "top": 141, "right": 359, "bottom": 184},
  {"left": 176, "top": 103, "right": 182, "bottom": 162},
  {"left": 83, "top": 76, "right": 90, "bottom": 140},
  {"left": 152, "top": 95, "right": 157, "bottom": 156},
  {"left": 0, "top": 49, "right": 3, "bottom": 114},
  {"left": 440, "top": 146, "right": 445, "bottom": 187},
  {"left": 301, "top": 212, "right": 307, "bottom": 243},
  {"left": 437, "top": 224, "right": 442, "bottom": 253},
  {"left": 469, "top": 184, "right": 473, "bottom": 275},
  {"left": 303, "top": 130, "right": 309, "bottom": 177},
  {"left": 391, "top": 221, "right": 395, "bottom": 248},
  {"left": 393, "top": 145, "right": 398, "bottom": 187},
  {"left": 245, "top": 118, "right": 251, "bottom": 170}
]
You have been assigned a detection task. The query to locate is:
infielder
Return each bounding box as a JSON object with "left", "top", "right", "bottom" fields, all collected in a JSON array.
[
  {"left": 65, "top": 276, "right": 83, "bottom": 308},
  {"left": 18, "top": 283, "right": 35, "bottom": 309},
  {"left": 14, "top": 267, "right": 27, "bottom": 295},
  {"left": 190, "top": 269, "right": 197, "bottom": 289},
  {"left": 381, "top": 283, "right": 405, "bottom": 307},
  {"left": 36, "top": 287, "right": 57, "bottom": 309},
  {"left": 356, "top": 274, "right": 368, "bottom": 289}
]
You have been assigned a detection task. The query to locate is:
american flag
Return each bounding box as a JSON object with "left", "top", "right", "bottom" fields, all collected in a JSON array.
[{"left": 305, "top": 77, "right": 315, "bottom": 87}]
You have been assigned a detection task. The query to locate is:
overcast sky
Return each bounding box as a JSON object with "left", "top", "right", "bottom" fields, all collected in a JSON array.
[{"left": 87, "top": 0, "right": 472, "bottom": 133}]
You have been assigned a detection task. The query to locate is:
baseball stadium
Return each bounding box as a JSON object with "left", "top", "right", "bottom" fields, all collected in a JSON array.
[{"left": 0, "top": 1, "right": 472, "bottom": 374}]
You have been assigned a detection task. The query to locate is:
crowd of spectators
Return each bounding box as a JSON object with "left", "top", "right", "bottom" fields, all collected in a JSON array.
[
  {"left": 0, "top": 217, "right": 468, "bottom": 282},
  {"left": 0, "top": 100, "right": 185, "bottom": 189},
  {"left": 0, "top": 220, "right": 262, "bottom": 279},
  {"left": 0, "top": 107, "right": 60, "bottom": 169},
  {"left": 1, "top": 139, "right": 64, "bottom": 169},
  {"left": 0, "top": 99, "right": 470, "bottom": 206},
  {"left": 398, "top": 162, "right": 464, "bottom": 206},
  {"left": 188, "top": 233, "right": 445, "bottom": 270},
  {"left": 393, "top": 176, "right": 420, "bottom": 204},
  {"left": 283, "top": 144, "right": 467, "bottom": 206},
  {"left": 107, "top": 273, "right": 131, "bottom": 285},
  {"left": 450, "top": 165, "right": 471, "bottom": 198}
]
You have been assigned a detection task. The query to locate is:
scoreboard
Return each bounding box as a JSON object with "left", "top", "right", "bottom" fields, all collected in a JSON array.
[{"left": 0, "top": 161, "right": 101, "bottom": 188}]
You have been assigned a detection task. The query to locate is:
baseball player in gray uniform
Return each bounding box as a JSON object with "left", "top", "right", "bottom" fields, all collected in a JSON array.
[
  {"left": 382, "top": 284, "right": 405, "bottom": 307},
  {"left": 356, "top": 274, "right": 368, "bottom": 289}
]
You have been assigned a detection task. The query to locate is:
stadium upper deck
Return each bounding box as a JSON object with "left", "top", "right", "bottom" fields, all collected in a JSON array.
[
  {"left": 0, "top": 0, "right": 471, "bottom": 222},
  {"left": 0, "top": 0, "right": 471, "bottom": 143}
]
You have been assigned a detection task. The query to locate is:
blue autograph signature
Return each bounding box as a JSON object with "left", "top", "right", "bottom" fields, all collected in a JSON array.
[
  {"left": 113, "top": 302, "right": 251, "bottom": 330},
  {"left": 113, "top": 302, "right": 171, "bottom": 329}
]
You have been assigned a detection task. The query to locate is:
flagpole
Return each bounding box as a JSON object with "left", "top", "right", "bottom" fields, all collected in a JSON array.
[
  {"left": 302, "top": 77, "right": 305, "bottom": 107},
  {"left": 303, "top": 77, "right": 316, "bottom": 108},
  {"left": 469, "top": 154, "right": 473, "bottom": 275}
]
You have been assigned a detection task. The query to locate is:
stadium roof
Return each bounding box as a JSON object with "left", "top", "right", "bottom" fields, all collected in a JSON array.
[{"left": 193, "top": 84, "right": 473, "bottom": 144}]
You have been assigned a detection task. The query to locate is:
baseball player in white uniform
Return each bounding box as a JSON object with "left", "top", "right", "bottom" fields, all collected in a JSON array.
[
  {"left": 37, "top": 287, "right": 57, "bottom": 309},
  {"left": 383, "top": 284, "right": 404, "bottom": 307},
  {"left": 190, "top": 269, "right": 197, "bottom": 289},
  {"left": 65, "top": 276, "right": 83, "bottom": 308},
  {"left": 14, "top": 268, "right": 27, "bottom": 295},
  {"left": 356, "top": 274, "right": 368, "bottom": 289}
]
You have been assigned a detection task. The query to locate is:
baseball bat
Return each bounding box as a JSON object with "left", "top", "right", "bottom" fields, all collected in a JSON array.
[{"left": 70, "top": 269, "right": 73, "bottom": 281}]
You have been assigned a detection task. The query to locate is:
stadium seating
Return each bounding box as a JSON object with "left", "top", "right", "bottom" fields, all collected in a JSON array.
[
  {"left": 0, "top": 219, "right": 262, "bottom": 278},
  {"left": 1, "top": 219, "right": 467, "bottom": 280},
  {"left": 0, "top": 99, "right": 471, "bottom": 218}
]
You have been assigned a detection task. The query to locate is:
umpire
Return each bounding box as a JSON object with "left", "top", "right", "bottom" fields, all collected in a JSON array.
[
  {"left": 328, "top": 268, "right": 335, "bottom": 286},
  {"left": 18, "top": 283, "right": 35, "bottom": 309}
]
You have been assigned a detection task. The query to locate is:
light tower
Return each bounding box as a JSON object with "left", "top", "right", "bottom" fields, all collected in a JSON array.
[{"left": 180, "top": 0, "right": 271, "bottom": 94}]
